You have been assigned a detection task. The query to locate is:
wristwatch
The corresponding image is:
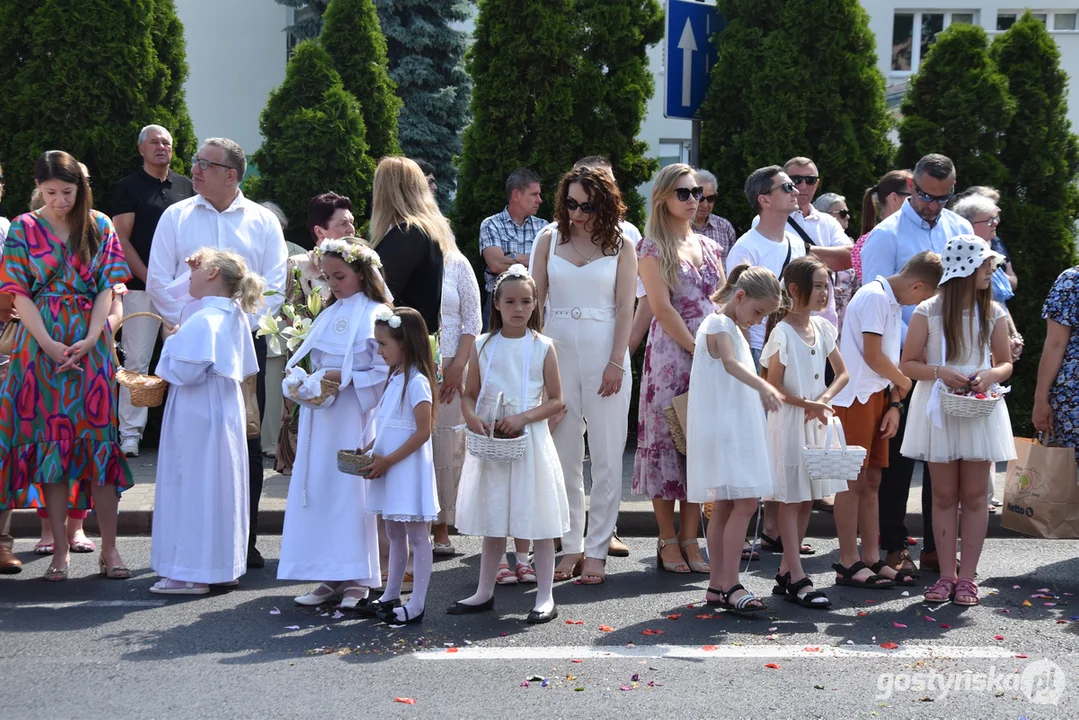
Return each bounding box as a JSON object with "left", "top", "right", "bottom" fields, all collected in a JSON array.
[
  {"left": 507, "top": 252, "right": 517, "bottom": 260},
  {"left": 889, "top": 401, "right": 903, "bottom": 411}
]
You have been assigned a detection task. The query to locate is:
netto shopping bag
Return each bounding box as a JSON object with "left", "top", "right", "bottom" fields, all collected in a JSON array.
[{"left": 1002, "top": 435, "right": 1079, "bottom": 539}]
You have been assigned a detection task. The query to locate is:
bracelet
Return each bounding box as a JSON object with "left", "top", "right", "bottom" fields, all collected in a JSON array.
[
  {"left": 933, "top": 365, "right": 940, "bottom": 380},
  {"left": 607, "top": 360, "right": 625, "bottom": 372}
]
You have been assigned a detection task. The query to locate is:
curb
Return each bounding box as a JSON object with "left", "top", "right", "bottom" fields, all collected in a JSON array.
[{"left": 9, "top": 507, "right": 1023, "bottom": 540}]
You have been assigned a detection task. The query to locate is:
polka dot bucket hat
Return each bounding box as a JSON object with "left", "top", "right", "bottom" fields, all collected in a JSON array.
[{"left": 939, "top": 234, "right": 1005, "bottom": 285}]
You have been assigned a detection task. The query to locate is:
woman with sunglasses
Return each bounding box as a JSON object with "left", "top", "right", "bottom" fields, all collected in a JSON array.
[
  {"left": 691, "top": 169, "right": 737, "bottom": 260},
  {"left": 532, "top": 166, "right": 636, "bottom": 584},
  {"left": 813, "top": 193, "right": 856, "bottom": 333},
  {"left": 633, "top": 164, "right": 725, "bottom": 575}
]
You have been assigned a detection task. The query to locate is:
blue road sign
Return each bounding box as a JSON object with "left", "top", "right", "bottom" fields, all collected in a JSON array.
[{"left": 664, "top": 0, "right": 724, "bottom": 120}]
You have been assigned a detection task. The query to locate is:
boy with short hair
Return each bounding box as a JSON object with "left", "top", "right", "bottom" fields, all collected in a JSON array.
[{"left": 829, "top": 251, "right": 943, "bottom": 589}]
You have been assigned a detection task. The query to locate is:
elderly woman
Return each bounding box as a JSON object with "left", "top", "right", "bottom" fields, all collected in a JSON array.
[
  {"left": 813, "top": 192, "right": 856, "bottom": 334},
  {"left": 0, "top": 151, "right": 133, "bottom": 581},
  {"left": 691, "top": 169, "right": 737, "bottom": 260},
  {"left": 274, "top": 192, "right": 355, "bottom": 473}
]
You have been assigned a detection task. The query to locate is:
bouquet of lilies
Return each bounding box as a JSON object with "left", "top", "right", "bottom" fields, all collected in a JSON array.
[{"left": 256, "top": 265, "right": 324, "bottom": 372}]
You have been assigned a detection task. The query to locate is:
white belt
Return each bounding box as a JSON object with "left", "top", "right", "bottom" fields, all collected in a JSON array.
[{"left": 549, "top": 307, "right": 616, "bottom": 321}]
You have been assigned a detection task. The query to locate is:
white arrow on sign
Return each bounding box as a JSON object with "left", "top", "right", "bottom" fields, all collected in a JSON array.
[{"left": 677, "top": 17, "right": 697, "bottom": 107}]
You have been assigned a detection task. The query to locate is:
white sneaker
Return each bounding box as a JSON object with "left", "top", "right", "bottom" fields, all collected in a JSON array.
[{"left": 120, "top": 438, "right": 139, "bottom": 458}]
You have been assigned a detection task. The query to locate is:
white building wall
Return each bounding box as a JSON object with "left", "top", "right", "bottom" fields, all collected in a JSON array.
[{"left": 174, "top": 0, "right": 289, "bottom": 155}]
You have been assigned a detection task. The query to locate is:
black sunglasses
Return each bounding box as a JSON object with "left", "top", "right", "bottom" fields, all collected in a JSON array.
[
  {"left": 767, "top": 182, "right": 797, "bottom": 195},
  {"left": 790, "top": 175, "right": 819, "bottom": 186},
  {"left": 912, "top": 179, "right": 954, "bottom": 205},
  {"left": 701, "top": 193, "right": 718, "bottom": 204},
  {"left": 832, "top": 208, "right": 851, "bottom": 219},
  {"left": 675, "top": 186, "right": 705, "bottom": 202},
  {"left": 565, "top": 198, "right": 595, "bottom": 214}
]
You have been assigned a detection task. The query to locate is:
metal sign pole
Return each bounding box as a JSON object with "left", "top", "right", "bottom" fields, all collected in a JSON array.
[{"left": 690, "top": 118, "right": 701, "bottom": 168}]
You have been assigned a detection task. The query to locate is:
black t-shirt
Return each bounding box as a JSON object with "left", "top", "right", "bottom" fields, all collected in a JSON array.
[
  {"left": 109, "top": 168, "right": 194, "bottom": 290},
  {"left": 375, "top": 224, "right": 445, "bottom": 334}
]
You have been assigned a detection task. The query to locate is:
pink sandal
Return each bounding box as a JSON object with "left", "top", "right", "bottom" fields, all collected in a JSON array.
[
  {"left": 495, "top": 563, "right": 518, "bottom": 585},
  {"left": 34, "top": 542, "right": 54, "bottom": 556},
  {"left": 515, "top": 562, "right": 537, "bottom": 584},
  {"left": 924, "top": 577, "right": 956, "bottom": 603},
  {"left": 953, "top": 578, "right": 980, "bottom": 606}
]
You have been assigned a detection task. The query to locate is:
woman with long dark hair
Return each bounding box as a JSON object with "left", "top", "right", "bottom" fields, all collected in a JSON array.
[
  {"left": 0, "top": 150, "right": 133, "bottom": 581},
  {"left": 532, "top": 166, "right": 636, "bottom": 584}
]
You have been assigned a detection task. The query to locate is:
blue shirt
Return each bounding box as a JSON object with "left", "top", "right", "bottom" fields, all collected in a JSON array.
[{"left": 859, "top": 200, "right": 973, "bottom": 339}]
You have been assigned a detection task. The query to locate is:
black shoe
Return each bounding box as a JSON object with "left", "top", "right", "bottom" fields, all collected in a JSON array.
[
  {"left": 446, "top": 597, "right": 494, "bottom": 615},
  {"left": 356, "top": 598, "right": 400, "bottom": 618},
  {"left": 378, "top": 605, "right": 425, "bottom": 625},
  {"left": 246, "top": 546, "right": 265, "bottom": 569},
  {"left": 526, "top": 606, "right": 558, "bottom": 624}
]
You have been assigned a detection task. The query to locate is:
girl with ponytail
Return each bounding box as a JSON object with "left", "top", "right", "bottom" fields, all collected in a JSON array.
[{"left": 150, "top": 248, "right": 263, "bottom": 594}]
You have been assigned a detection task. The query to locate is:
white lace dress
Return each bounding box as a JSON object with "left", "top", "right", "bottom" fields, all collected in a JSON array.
[
  {"left": 686, "top": 313, "right": 775, "bottom": 501},
  {"left": 761, "top": 318, "right": 848, "bottom": 502},
  {"left": 433, "top": 252, "right": 481, "bottom": 524},
  {"left": 454, "top": 332, "right": 570, "bottom": 539},
  {"left": 365, "top": 370, "right": 439, "bottom": 522}
]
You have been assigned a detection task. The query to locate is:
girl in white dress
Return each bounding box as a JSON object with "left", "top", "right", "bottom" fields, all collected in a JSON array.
[
  {"left": 451, "top": 265, "right": 570, "bottom": 623},
  {"left": 687, "top": 265, "right": 782, "bottom": 615},
  {"left": 363, "top": 307, "right": 439, "bottom": 625},
  {"left": 150, "top": 249, "right": 261, "bottom": 594},
  {"left": 761, "top": 256, "right": 849, "bottom": 609},
  {"left": 900, "top": 236, "right": 1016, "bottom": 607},
  {"left": 277, "top": 238, "right": 391, "bottom": 610}
]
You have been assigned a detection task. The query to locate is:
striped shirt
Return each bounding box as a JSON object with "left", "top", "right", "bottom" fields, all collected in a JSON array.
[{"left": 479, "top": 207, "right": 548, "bottom": 290}]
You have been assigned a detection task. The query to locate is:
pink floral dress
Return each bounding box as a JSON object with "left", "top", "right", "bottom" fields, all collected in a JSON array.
[{"left": 632, "top": 234, "right": 723, "bottom": 500}]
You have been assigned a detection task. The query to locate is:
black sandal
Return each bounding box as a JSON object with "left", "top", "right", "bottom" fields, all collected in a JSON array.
[
  {"left": 785, "top": 576, "right": 832, "bottom": 608},
  {"left": 704, "top": 587, "right": 726, "bottom": 607},
  {"left": 870, "top": 560, "right": 916, "bottom": 587},
  {"left": 772, "top": 571, "right": 790, "bottom": 596},
  {"left": 832, "top": 561, "right": 895, "bottom": 589},
  {"left": 761, "top": 533, "right": 814, "bottom": 555},
  {"left": 719, "top": 583, "right": 766, "bottom": 617}
]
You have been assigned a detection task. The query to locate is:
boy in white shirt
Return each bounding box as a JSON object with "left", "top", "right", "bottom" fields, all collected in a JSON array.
[{"left": 829, "top": 251, "right": 942, "bottom": 590}]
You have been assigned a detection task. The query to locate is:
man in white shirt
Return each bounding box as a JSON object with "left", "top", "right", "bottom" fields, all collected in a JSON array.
[
  {"left": 147, "top": 137, "right": 288, "bottom": 569},
  {"left": 726, "top": 165, "right": 804, "bottom": 366}
]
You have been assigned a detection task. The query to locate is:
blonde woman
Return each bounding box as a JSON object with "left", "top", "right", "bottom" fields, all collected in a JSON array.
[{"left": 634, "top": 163, "right": 725, "bottom": 574}]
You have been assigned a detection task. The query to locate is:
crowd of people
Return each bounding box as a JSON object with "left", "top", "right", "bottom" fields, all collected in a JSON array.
[{"left": 1, "top": 127, "right": 1077, "bottom": 624}]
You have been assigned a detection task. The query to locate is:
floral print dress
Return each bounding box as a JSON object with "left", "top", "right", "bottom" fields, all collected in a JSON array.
[
  {"left": 1043, "top": 267, "right": 1079, "bottom": 462},
  {"left": 0, "top": 211, "right": 133, "bottom": 509},
  {"left": 632, "top": 234, "right": 723, "bottom": 500}
]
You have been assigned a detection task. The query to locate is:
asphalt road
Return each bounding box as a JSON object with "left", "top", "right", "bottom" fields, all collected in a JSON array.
[{"left": 2, "top": 537, "right": 1077, "bottom": 720}]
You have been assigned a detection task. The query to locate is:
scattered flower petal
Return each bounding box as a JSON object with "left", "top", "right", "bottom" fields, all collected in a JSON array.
[
  {"left": 619, "top": 685, "right": 634, "bottom": 691},
  {"left": 1022, "top": 600, "right": 1032, "bottom": 607},
  {"left": 765, "top": 634, "right": 778, "bottom": 641},
  {"left": 880, "top": 642, "right": 900, "bottom": 650},
  {"left": 520, "top": 682, "right": 529, "bottom": 688},
  {"left": 768, "top": 627, "right": 778, "bottom": 632},
  {"left": 702, "top": 645, "right": 719, "bottom": 651},
  {"left": 565, "top": 619, "right": 585, "bottom": 625},
  {"left": 599, "top": 625, "right": 614, "bottom": 632},
  {"left": 924, "top": 615, "right": 936, "bottom": 622},
  {"left": 631, "top": 673, "right": 640, "bottom": 682},
  {"left": 285, "top": 625, "right": 300, "bottom": 630},
  {"left": 1000, "top": 609, "right": 1011, "bottom": 614},
  {"left": 764, "top": 663, "right": 781, "bottom": 670},
  {"left": 940, "top": 624, "right": 951, "bottom": 629},
  {"left": 541, "top": 680, "right": 549, "bottom": 688},
  {"left": 803, "top": 647, "right": 821, "bottom": 652},
  {"left": 666, "top": 614, "right": 681, "bottom": 620},
  {"left": 1038, "top": 588, "right": 1050, "bottom": 593},
  {"left": 993, "top": 635, "right": 1005, "bottom": 641},
  {"left": 572, "top": 659, "right": 583, "bottom": 663},
  {"left": 901, "top": 591, "right": 910, "bottom": 597},
  {"left": 1012, "top": 584, "right": 1021, "bottom": 589},
  {"left": 846, "top": 640, "right": 854, "bottom": 645},
  {"left": 1016, "top": 654, "right": 1029, "bottom": 659},
  {"left": 893, "top": 622, "right": 907, "bottom": 628},
  {"left": 695, "top": 614, "right": 715, "bottom": 619},
  {"left": 642, "top": 629, "right": 664, "bottom": 636},
  {"left": 331, "top": 611, "right": 344, "bottom": 619},
  {"left": 269, "top": 608, "right": 281, "bottom": 615},
  {"left": 1045, "top": 602, "right": 1058, "bottom": 607},
  {"left": 394, "top": 698, "right": 416, "bottom": 705},
  {"left": 446, "top": 648, "right": 459, "bottom": 653},
  {"left": 857, "top": 612, "right": 868, "bottom": 617}
]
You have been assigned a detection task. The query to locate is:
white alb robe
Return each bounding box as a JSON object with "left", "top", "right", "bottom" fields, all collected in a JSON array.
[
  {"left": 150, "top": 296, "right": 258, "bottom": 584},
  {"left": 277, "top": 292, "right": 389, "bottom": 582}
]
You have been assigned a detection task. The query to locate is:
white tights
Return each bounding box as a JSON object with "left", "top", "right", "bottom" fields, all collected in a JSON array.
[
  {"left": 458, "top": 537, "right": 556, "bottom": 614},
  {"left": 380, "top": 521, "right": 432, "bottom": 621}
]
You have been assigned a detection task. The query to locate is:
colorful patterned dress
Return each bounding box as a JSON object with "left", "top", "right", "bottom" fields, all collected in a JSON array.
[
  {"left": 0, "top": 210, "right": 133, "bottom": 510},
  {"left": 632, "top": 234, "right": 723, "bottom": 500}
]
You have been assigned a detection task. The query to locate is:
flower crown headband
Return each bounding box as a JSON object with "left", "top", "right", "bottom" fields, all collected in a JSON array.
[
  {"left": 494, "top": 263, "right": 530, "bottom": 290},
  {"left": 374, "top": 306, "right": 402, "bottom": 329},
  {"left": 316, "top": 239, "right": 382, "bottom": 268}
]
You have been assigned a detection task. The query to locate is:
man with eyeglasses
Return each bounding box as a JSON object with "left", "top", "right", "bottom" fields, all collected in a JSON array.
[
  {"left": 860, "top": 153, "right": 973, "bottom": 578},
  {"left": 147, "top": 137, "right": 288, "bottom": 570},
  {"left": 109, "top": 125, "right": 195, "bottom": 459}
]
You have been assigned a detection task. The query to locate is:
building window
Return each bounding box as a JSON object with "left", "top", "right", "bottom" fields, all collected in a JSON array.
[
  {"left": 891, "top": 10, "right": 978, "bottom": 73},
  {"left": 998, "top": 11, "right": 1078, "bottom": 32}
]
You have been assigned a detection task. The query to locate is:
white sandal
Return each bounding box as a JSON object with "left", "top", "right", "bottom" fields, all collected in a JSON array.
[
  {"left": 338, "top": 583, "right": 369, "bottom": 610},
  {"left": 294, "top": 582, "right": 342, "bottom": 606},
  {"left": 150, "top": 578, "right": 210, "bottom": 595}
]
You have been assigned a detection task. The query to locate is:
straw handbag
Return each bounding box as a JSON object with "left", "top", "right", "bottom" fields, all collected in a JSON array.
[
  {"left": 337, "top": 448, "right": 374, "bottom": 476},
  {"left": 803, "top": 416, "right": 866, "bottom": 482},
  {"left": 111, "top": 311, "right": 168, "bottom": 407},
  {"left": 664, "top": 392, "right": 689, "bottom": 455}
]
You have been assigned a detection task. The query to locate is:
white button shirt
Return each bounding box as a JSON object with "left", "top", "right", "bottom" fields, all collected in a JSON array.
[
  {"left": 147, "top": 191, "right": 288, "bottom": 328},
  {"left": 831, "top": 276, "right": 902, "bottom": 408}
]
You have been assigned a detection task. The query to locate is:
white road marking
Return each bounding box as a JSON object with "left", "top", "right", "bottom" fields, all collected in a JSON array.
[
  {"left": 415, "top": 645, "right": 1018, "bottom": 660},
  {"left": 0, "top": 600, "right": 166, "bottom": 610}
]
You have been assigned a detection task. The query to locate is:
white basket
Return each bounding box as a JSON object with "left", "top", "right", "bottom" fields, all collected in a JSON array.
[
  {"left": 465, "top": 428, "right": 529, "bottom": 462},
  {"left": 940, "top": 386, "right": 1001, "bottom": 419},
  {"left": 803, "top": 416, "right": 867, "bottom": 482}
]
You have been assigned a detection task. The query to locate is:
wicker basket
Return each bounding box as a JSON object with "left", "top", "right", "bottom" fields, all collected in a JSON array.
[
  {"left": 940, "top": 386, "right": 1002, "bottom": 419},
  {"left": 111, "top": 311, "right": 168, "bottom": 407},
  {"left": 337, "top": 449, "right": 374, "bottom": 476},
  {"left": 465, "top": 428, "right": 529, "bottom": 462},
  {"left": 803, "top": 416, "right": 866, "bottom": 483},
  {"left": 288, "top": 376, "right": 340, "bottom": 406}
]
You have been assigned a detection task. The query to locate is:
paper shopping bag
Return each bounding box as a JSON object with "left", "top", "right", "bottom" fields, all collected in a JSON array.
[{"left": 1002, "top": 436, "right": 1079, "bottom": 539}]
